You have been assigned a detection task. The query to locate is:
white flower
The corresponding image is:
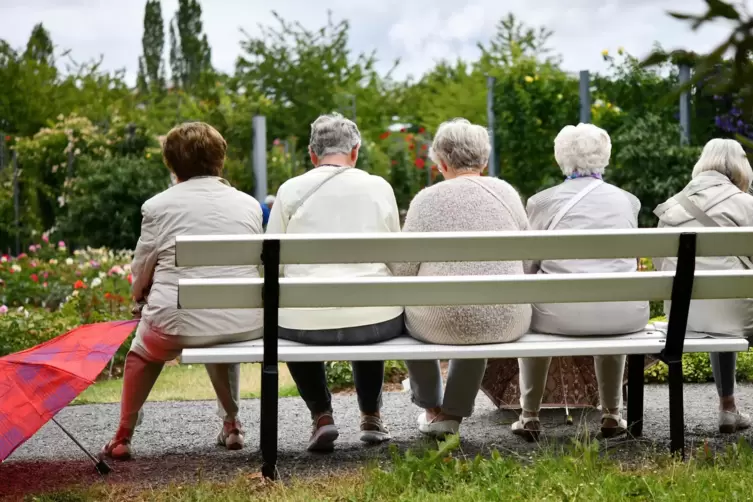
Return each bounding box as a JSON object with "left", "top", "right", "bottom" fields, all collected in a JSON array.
[
  {"left": 66, "top": 258, "right": 74, "bottom": 265},
  {"left": 98, "top": 272, "right": 106, "bottom": 279},
  {"left": 91, "top": 277, "right": 102, "bottom": 288},
  {"left": 16, "top": 306, "right": 24, "bottom": 313},
  {"left": 11, "top": 264, "right": 21, "bottom": 272},
  {"left": 49, "top": 259, "right": 58, "bottom": 265}
]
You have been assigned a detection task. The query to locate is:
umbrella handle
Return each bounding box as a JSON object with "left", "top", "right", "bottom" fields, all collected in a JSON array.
[{"left": 51, "top": 417, "right": 112, "bottom": 475}]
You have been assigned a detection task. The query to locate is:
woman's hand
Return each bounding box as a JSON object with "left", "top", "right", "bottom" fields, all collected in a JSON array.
[{"left": 131, "top": 302, "right": 145, "bottom": 320}]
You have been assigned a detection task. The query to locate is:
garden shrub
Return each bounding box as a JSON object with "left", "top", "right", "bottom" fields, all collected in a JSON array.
[
  {"left": 325, "top": 360, "right": 408, "bottom": 390},
  {"left": 57, "top": 155, "right": 169, "bottom": 250}
]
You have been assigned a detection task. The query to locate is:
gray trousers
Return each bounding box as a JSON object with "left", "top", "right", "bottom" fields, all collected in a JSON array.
[
  {"left": 711, "top": 352, "right": 736, "bottom": 398},
  {"left": 407, "top": 359, "right": 487, "bottom": 417}
]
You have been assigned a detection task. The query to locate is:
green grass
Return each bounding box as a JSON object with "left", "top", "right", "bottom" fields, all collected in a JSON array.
[
  {"left": 73, "top": 363, "right": 298, "bottom": 404},
  {"left": 24, "top": 436, "right": 753, "bottom": 501}
]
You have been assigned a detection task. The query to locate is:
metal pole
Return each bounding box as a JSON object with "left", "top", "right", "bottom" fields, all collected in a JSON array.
[
  {"left": 486, "top": 75, "right": 497, "bottom": 178},
  {"left": 252, "top": 115, "right": 268, "bottom": 202},
  {"left": 579, "top": 71, "right": 591, "bottom": 123},
  {"left": 12, "top": 151, "right": 20, "bottom": 256},
  {"left": 51, "top": 418, "right": 111, "bottom": 475},
  {"left": 0, "top": 133, "right": 5, "bottom": 171},
  {"left": 679, "top": 64, "right": 691, "bottom": 145}
]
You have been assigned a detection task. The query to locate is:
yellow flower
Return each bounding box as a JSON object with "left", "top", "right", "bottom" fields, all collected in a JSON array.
[
  {"left": 601, "top": 49, "right": 609, "bottom": 57},
  {"left": 607, "top": 102, "right": 613, "bottom": 109},
  {"left": 146, "top": 153, "right": 152, "bottom": 159},
  {"left": 556, "top": 94, "right": 563, "bottom": 100},
  {"left": 534, "top": 75, "right": 540, "bottom": 81},
  {"left": 618, "top": 47, "right": 625, "bottom": 55},
  {"left": 524, "top": 76, "right": 534, "bottom": 83}
]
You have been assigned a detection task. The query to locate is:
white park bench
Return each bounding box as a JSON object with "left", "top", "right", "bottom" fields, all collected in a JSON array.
[{"left": 175, "top": 227, "right": 753, "bottom": 479}]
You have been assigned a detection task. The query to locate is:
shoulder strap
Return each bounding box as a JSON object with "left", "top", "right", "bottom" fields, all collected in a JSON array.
[
  {"left": 547, "top": 179, "right": 603, "bottom": 230},
  {"left": 288, "top": 168, "right": 348, "bottom": 219},
  {"left": 672, "top": 190, "right": 753, "bottom": 270},
  {"left": 462, "top": 177, "right": 517, "bottom": 220}
]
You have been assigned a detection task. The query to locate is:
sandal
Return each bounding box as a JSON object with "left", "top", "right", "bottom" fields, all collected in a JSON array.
[
  {"left": 511, "top": 415, "right": 541, "bottom": 442},
  {"left": 598, "top": 413, "right": 627, "bottom": 439},
  {"left": 308, "top": 412, "right": 339, "bottom": 452},
  {"left": 99, "top": 436, "right": 132, "bottom": 461},
  {"left": 359, "top": 415, "right": 391, "bottom": 444}
]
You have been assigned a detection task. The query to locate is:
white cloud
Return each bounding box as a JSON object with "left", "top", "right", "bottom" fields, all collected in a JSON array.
[{"left": 0, "top": 0, "right": 746, "bottom": 83}]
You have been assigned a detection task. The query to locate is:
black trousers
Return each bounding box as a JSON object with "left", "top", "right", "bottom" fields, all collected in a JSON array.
[{"left": 280, "top": 314, "right": 404, "bottom": 415}]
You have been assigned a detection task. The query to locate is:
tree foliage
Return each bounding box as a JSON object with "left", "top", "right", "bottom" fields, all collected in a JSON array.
[
  {"left": 169, "top": 0, "right": 212, "bottom": 92},
  {"left": 137, "top": 0, "right": 166, "bottom": 95}
]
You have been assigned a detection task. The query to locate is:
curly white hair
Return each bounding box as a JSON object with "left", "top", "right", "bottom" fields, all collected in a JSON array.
[{"left": 553, "top": 123, "right": 611, "bottom": 177}]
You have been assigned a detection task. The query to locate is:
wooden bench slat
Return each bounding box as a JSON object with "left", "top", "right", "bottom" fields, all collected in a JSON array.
[
  {"left": 180, "top": 330, "right": 749, "bottom": 364},
  {"left": 175, "top": 228, "right": 753, "bottom": 266},
  {"left": 177, "top": 270, "right": 753, "bottom": 309}
]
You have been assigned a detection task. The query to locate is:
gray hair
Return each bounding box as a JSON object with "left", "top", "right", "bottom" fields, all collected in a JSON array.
[
  {"left": 554, "top": 123, "right": 611, "bottom": 176},
  {"left": 429, "top": 118, "right": 491, "bottom": 172},
  {"left": 308, "top": 113, "right": 361, "bottom": 158},
  {"left": 692, "top": 138, "right": 752, "bottom": 192}
]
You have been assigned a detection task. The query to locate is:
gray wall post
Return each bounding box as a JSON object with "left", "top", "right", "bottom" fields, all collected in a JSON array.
[
  {"left": 486, "top": 75, "right": 497, "bottom": 178},
  {"left": 579, "top": 70, "right": 591, "bottom": 123},
  {"left": 679, "top": 64, "right": 691, "bottom": 145},
  {"left": 12, "top": 151, "right": 20, "bottom": 256},
  {"left": 252, "top": 115, "right": 268, "bottom": 202}
]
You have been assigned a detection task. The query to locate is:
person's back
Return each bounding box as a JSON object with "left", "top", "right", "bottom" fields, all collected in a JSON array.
[
  {"left": 141, "top": 178, "right": 263, "bottom": 339},
  {"left": 401, "top": 176, "right": 531, "bottom": 344},
  {"left": 268, "top": 165, "right": 402, "bottom": 330},
  {"left": 527, "top": 179, "right": 649, "bottom": 335},
  {"left": 655, "top": 170, "right": 753, "bottom": 337}
]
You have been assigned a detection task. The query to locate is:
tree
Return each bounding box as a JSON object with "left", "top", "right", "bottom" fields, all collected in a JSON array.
[
  {"left": 23, "top": 23, "right": 54, "bottom": 66},
  {"left": 168, "top": 0, "right": 212, "bottom": 91},
  {"left": 137, "top": 0, "right": 166, "bottom": 95},
  {"left": 479, "top": 13, "right": 558, "bottom": 68},
  {"left": 235, "top": 11, "right": 389, "bottom": 148}
]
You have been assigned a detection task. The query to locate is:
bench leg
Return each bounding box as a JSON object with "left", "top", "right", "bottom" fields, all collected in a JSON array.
[
  {"left": 260, "top": 364, "right": 279, "bottom": 480},
  {"left": 627, "top": 354, "right": 644, "bottom": 437},
  {"left": 667, "top": 359, "right": 685, "bottom": 458}
]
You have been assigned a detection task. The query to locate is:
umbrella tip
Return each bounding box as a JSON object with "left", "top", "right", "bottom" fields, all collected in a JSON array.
[{"left": 95, "top": 460, "right": 112, "bottom": 475}]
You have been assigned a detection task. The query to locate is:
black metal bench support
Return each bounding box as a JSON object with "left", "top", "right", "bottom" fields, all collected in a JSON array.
[
  {"left": 662, "top": 232, "right": 697, "bottom": 459},
  {"left": 260, "top": 239, "right": 281, "bottom": 480},
  {"left": 627, "top": 354, "right": 645, "bottom": 437}
]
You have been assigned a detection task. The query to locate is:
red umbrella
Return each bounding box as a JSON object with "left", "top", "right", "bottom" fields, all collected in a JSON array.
[{"left": 0, "top": 320, "right": 137, "bottom": 473}]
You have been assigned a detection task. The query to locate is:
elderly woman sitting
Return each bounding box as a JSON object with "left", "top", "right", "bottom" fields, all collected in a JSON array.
[
  {"left": 266, "top": 113, "right": 403, "bottom": 451},
  {"left": 393, "top": 118, "right": 531, "bottom": 438},
  {"left": 101, "top": 122, "right": 263, "bottom": 460},
  {"left": 513, "top": 123, "right": 648, "bottom": 441},
  {"left": 655, "top": 138, "right": 753, "bottom": 433}
]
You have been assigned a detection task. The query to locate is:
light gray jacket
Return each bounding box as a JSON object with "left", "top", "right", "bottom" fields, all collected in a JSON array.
[
  {"left": 655, "top": 171, "right": 753, "bottom": 337},
  {"left": 527, "top": 178, "right": 649, "bottom": 335}
]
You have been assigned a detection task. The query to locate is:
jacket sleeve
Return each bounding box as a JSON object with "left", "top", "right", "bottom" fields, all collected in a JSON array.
[{"left": 131, "top": 204, "right": 159, "bottom": 302}]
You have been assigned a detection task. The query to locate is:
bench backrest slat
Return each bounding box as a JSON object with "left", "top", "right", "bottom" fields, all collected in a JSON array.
[
  {"left": 177, "top": 270, "right": 753, "bottom": 309},
  {"left": 175, "top": 228, "right": 753, "bottom": 266}
]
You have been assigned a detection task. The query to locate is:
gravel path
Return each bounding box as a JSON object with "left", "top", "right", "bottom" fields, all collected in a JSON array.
[{"left": 3, "top": 384, "right": 753, "bottom": 498}]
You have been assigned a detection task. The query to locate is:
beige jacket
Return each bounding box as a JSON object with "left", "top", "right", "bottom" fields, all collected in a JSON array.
[
  {"left": 132, "top": 177, "right": 263, "bottom": 339},
  {"left": 655, "top": 171, "right": 753, "bottom": 337}
]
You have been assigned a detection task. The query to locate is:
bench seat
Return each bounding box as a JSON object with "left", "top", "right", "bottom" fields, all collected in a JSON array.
[{"left": 180, "top": 325, "right": 749, "bottom": 364}]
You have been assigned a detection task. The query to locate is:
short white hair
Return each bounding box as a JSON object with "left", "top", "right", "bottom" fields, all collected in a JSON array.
[
  {"left": 429, "top": 118, "right": 490, "bottom": 172},
  {"left": 692, "top": 138, "right": 752, "bottom": 192},
  {"left": 264, "top": 194, "right": 276, "bottom": 205},
  {"left": 554, "top": 123, "right": 611, "bottom": 177},
  {"left": 308, "top": 113, "right": 361, "bottom": 158}
]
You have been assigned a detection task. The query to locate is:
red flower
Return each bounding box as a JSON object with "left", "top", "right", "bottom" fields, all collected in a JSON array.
[
  {"left": 415, "top": 158, "right": 426, "bottom": 169},
  {"left": 421, "top": 144, "right": 428, "bottom": 151},
  {"left": 400, "top": 128, "right": 406, "bottom": 133},
  {"left": 379, "top": 131, "right": 390, "bottom": 140},
  {"left": 3, "top": 135, "right": 10, "bottom": 142},
  {"left": 74, "top": 280, "right": 86, "bottom": 289},
  {"left": 418, "top": 127, "right": 426, "bottom": 134},
  {"left": 431, "top": 164, "right": 438, "bottom": 170},
  {"left": 30, "top": 274, "right": 38, "bottom": 283},
  {"left": 127, "top": 273, "right": 133, "bottom": 285},
  {"left": 391, "top": 160, "right": 398, "bottom": 165},
  {"left": 409, "top": 144, "right": 415, "bottom": 150},
  {"left": 104, "top": 292, "right": 112, "bottom": 299}
]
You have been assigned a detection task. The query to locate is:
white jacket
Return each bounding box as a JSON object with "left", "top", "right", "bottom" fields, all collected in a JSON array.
[
  {"left": 266, "top": 165, "right": 403, "bottom": 330},
  {"left": 655, "top": 171, "right": 753, "bottom": 337},
  {"left": 132, "top": 177, "right": 263, "bottom": 339},
  {"left": 527, "top": 178, "right": 649, "bottom": 335}
]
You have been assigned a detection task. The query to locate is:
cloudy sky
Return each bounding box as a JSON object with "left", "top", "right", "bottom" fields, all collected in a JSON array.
[{"left": 0, "top": 0, "right": 745, "bottom": 83}]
